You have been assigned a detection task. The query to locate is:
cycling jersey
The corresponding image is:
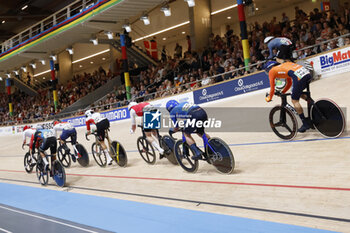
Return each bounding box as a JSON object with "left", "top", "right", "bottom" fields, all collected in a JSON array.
[
  {"left": 31, "top": 129, "right": 56, "bottom": 152},
  {"left": 130, "top": 102, "right": 150, "bottom": 125},
  {"left": 86, "top": 112, "right": 106, "bottom": 131},
  {"left": 53, "top": 122, "right": 74, "bottom": 135},
  {"left": 23, "top": 128, "right": 36, "bottom": 144},
  {"left": 169, "top": 102, "right": 200, "bottom": 127},
  {"left": 267, "top": 37, "right": 293, "bottom": 59},
  {"left": 267, "top": 62, "right": 311, "bottom": 101}
]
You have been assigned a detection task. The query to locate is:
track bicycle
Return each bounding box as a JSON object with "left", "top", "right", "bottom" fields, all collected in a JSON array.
[
  {"left": 23, "top": 144, "right": 37, "bottom": 173},
  {"left": 136, "top": 125, "right": 177, "bottom": 165},
  {"left": 36, "top": 152, "right": 66, "bottom": 187},
  {"left": 173, "top": 130, "right": 235, "bottom": 174},
  {"left": 86, "top": 129, "right": 127, "bottom": 167},
  {"left": 57, "top": 139, "right": 89, "bottom": 168},
  {"left": 269, "top": 84, "right": 345, "bottom": 140}
]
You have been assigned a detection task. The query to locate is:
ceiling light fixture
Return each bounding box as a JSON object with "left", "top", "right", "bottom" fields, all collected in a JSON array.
[
  {"left": 21, "top": 67, "right": 27, "bottom": 72},
  {"left": 66, "top": 47, "right": 73, "bottom": 55},
  {"left": 105, "top": 31, "right": 114, "bottom": 40},
  {"left": 40, "top": 60, "right": 46, "bottom": 65},
  {"left": 90, "top": 38, "right": 98, "bottom": 45},
  {"left": 13, "top": 70, "right": 19, "bottom": 75},
  {"left": 0, "top": 77, "right": 2, "bottom": 81},
  {"left": 211, "top": 4, "right": 238, "bottom": 15},
  {"left": 133, "top": 21, "right": 190, "bottom": 42},
  {"left": 5, "top": 73, "right": 10, "bottom": 78},
  {"left": 21, "top": 5, "right": 28, "bottom": 10},
  {"left": 1, "top": 20, "right": 5, "bottom": 24},
  {"left": 140, "top": 15, "right": 150, "bottom": 25},
  {"left": 34, "top": 69, "right": 51, "bottom": 77},
  {"left": 50, "top": 55, "right": 57, "bottom": 61},
  {"left": 72, "top": 49, "right": 110, "bottom": 64},
  {"left": 122, "top": 24, "right": 131, "bottom": 33},
  {"left": 161, "top": 6, "right": 171, "bottom": 16},
  {"left": 30, "top": 63, "right": 36, "bottom": 69},
  {"left": 184, "top": 0, "right": 195, "bottom": 7}
]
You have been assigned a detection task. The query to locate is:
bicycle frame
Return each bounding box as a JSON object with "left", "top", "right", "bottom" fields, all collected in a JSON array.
[{"left": 181, "top": 132, "right": 217, "bottom": 158}]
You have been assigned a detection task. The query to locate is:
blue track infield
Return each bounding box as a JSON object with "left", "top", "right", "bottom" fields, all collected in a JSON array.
[{"left": 0, "top": 182, "right": 337, "bottom": 233}]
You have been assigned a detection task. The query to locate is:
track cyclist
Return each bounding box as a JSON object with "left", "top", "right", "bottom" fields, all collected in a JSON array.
[
  {"left": 22, "top": 125, "right": 37, "bottom": 161},
  {"left": 264, "top": 36, "right": 294, "bottom": 63},
  {"left": 264, "top": 60, "right": 312, "bottom": 133},
  {"left": 53, "top": 120, "right": 79, "bottom": 162},
  {"left": 128, "top": 101, "right": 167, "bottom": 159},
  {"left": 166, "top": 100, "right": 210, "bottom": 160},
  {"left": 31, "top": 126, "right": 57, "bottom": 172},
  {"left": 85, "top": 109, "right": 113, "bottom": 165}
]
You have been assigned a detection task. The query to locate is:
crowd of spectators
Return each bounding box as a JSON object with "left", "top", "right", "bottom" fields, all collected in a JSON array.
[
  {"left": 2, "top": 5, "right": 350, "bottom": 125},
  {"left": 0, "top": 66, "right": 114, "bottom": 125}
]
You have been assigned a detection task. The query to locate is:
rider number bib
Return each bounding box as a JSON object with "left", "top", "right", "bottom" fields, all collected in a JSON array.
[{"left": 294, "top": 67, "right": 310, "bottom": 80}]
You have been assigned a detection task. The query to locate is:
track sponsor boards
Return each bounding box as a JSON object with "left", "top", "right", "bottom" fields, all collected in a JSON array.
[
  {"left": 307, "top": 46, "right": 350, "bottom": 77},
  {"left": 149, "top": 92, "right": 194, "bottom": 108},
  {"left": 193, "top": 72, "right": 269, "bottom": 104}
]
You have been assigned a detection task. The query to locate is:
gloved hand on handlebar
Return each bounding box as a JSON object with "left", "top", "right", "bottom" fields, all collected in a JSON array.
[{"left": 265, "top": 93, "right": 272, "bottom": 102}]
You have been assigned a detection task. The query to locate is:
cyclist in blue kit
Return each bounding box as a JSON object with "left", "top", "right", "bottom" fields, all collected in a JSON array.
[
  {"left": 31, "top": 126, "right": 57, "bottom": 171},
  {"left": 166, "top": 100, "right": 210, "bottom": 160}
]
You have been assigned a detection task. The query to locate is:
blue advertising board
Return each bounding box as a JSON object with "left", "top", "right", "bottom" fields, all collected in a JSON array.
[
  {"left": 62, "top": 107, "right": 130, "bottom": 127},
  {"left": 193, "top": 72, "right": 269, "bottom": 104}
]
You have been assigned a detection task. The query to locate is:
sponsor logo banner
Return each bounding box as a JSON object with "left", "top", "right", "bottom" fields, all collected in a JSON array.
[
  {"left": 63, "top": 107, "right": 129, "bottom": 127},
  {"left": 307, "top": 47, "right": 350, "bottom": 77},
  {"left": 193, "top": 72, "right": 269, "bottom": 104}
]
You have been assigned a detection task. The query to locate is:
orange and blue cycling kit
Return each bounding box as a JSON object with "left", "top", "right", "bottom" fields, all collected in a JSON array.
[{"left": 266, "top": 62, "right": 311, "bottom": 101}]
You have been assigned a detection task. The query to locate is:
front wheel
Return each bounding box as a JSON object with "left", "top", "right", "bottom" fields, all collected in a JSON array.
[
  {"left": 174, "top": 140, "right": 198, "bottom": 173},
  {"left": 75, "top": 144, "right": 89, "bottom": 167},
  {"left": 52, "top": 160, "right": 66, "bottom": 187},
  {"left": 111, "top": 141, "right": 128, "bottom": 167},
  {"left": 205, "top": 137, "right": 235, "bottom": 174},
  {"left": 137, "top": 137, "right": 156, "bottom": 164},
  {"left": 311, "top": 99, "right": 345, "bottom": 138},
  {"left": 24, "top": 152, "right": 35, "bottom": 173},
  {"left": 36, "top": 160, "right": 48, "bottom": 186},
  {"left": 269, "top": 105, "right": 298, "bottom": 140},
  {"left": 57, "top": 145, "right": 71, "bottom": 168},
  {"left": 91, "top": 143, "right": 107, "bottom": 167}
]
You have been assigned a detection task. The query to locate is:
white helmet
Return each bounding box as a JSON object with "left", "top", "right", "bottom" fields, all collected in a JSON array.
[
  {"left": 85, "top": 109, "right": 94, "bottom": 117},
  {"left": 264, "top": 36, "right": 274, "bottom": 44},
  {"left": 128, "top": 102, "right": 137, "bottom": 111}
]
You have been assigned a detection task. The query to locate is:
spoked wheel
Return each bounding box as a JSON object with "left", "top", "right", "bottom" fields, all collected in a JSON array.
[
  {"left": 52, "top": 160, "right": 66, "bottom": 187},
  {"left": 24, "top": 152, "right": 36, "bottom": 173},
  {"left": 75, "top": 144, "right": 89, "bottom": 167},
  {"left": 57, "top": 145, "right": 71, "bottom": 168},
  {"left": 269, "top": 105, "right": 298, "bottom": 140},
  {"left": 36, "top": 161, "right": 48, "bottom": 186},
  {"left": 111, "top": 141, "right": 128, "bottom": 167},
  {"left": 161, "top": 135, "right": 178, "bottom": 165},
  {"left": 174, "top": 140, "right": 198, "bottom": 173},
  {"left": 91, "top": 143, "right": 107, "bottom": 167},
  {"left": 311, "top": 99, "right": 345, "bottom": 138},
  {"left": 137, "top": 137, "right": 156, "bottom": 164},
  {"left": 205, "top": 137, "right": 235, "bottom": 174}
]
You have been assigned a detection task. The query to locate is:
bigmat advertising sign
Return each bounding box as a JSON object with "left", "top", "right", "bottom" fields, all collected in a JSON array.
[
  {"left": 193, "top": 72, "right": 269, "bottom": 104},
  {"left": 307, "top": 46, "right": 350, "bottom": 77}
]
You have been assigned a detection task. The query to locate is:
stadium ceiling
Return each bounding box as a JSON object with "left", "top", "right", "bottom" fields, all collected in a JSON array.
[
  {"left": 0, "top": 0, "right": 78, "bottom": 42},
  {"left": 0, "top": 0, "right": 164, "bottom": 75}
]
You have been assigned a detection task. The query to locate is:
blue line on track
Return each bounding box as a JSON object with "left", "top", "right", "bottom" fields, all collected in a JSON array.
[{"left": 0, "top": 182, "right": 337, "bottom": 233}]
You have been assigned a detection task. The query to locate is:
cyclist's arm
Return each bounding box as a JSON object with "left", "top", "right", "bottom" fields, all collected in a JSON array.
[
  {"left": 22, "top": 132, "right": 27, "bottom": 144},
  {"left": 267, "top": 43, "right": 274, "bottom": 59},
  {"left": 31, "top": 132, "right": 39, "bottom": 154},
  {"left": 281, "top": 77, "right": 292, "bottom": 94},
  {"left": 266, "top": 70, "right": 277, "bottom": 102},
  {"left": 130, "top": 109, "right": 137, "bottom": 132},
  {"left": 86, "top": 119, "right": 94, "bottom": 132}
]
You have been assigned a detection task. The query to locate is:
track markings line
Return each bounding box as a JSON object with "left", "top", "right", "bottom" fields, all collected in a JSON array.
[
  {"left": 1, "top": 169, "right": 350, "bottom": 191},
  {"left": 0, "top": 205, "right": 98, "bottom": 233},
  {"left": 0, "top": 227, "right": 12, "bottom": 233}
]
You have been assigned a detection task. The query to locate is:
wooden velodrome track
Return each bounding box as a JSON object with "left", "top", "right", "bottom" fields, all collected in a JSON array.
[{"left": 0, "top": 72, "right": 349, "bottom": 232}]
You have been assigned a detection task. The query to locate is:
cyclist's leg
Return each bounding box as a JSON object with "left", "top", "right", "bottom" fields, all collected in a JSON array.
[
  {"left": 292, "top": 75, "right": 312, "bottom": 132},
  {"left": 97, "top": 119, "right": 113, "bottom": 164},
  {"left": 146, "top": 129, "right": 164, "bottom": 155},
  {"left": 187, "top": 108, "right": 208, "bottom": 160},
  {"left": 39, "top": 139, "right": 49, "bottom": 170}
]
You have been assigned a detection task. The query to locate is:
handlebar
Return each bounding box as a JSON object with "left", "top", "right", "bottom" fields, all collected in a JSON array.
[{"left": 137, "top": 124, "right": 143, "bottom": 128}]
